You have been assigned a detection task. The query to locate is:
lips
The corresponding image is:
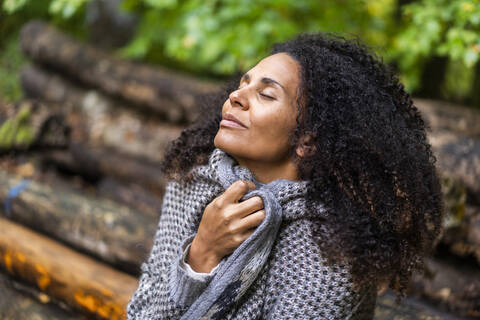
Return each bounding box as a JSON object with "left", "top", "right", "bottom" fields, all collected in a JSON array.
[{"left": 221, "top": 113, "right": 247, "bottom": 128}]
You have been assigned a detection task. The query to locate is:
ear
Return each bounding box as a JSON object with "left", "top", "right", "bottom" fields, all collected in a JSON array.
[{"left": 295, "top": 134, "right": 316, "bottom": 158}]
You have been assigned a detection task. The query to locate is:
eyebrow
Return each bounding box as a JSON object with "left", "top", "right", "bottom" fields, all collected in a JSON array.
[{"left": 240, "top": 73, "right": 285, "bottom": 92}]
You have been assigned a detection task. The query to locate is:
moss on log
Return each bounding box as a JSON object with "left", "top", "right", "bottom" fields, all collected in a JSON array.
[{"left": 0, "top": 100, "right": 69, "bottom": 153}]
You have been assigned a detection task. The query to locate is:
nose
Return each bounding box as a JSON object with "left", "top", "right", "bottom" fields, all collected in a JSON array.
[{"left": 229, "top": 88, "right": 249, "bottom": 110}]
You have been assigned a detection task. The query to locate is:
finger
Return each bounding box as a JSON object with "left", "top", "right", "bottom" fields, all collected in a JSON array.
[
  {"left": 223, "top": 180, "right": 256, "bottom": 203},
  {"left": 234, "top": 196, "right": 264, "bottom": 218},
  {"left": 239, "top": 227, "right": 257, "bottom": 241},
  {"left": 239, "top": 209, "right": 265, "bottom": 230},
  {"left": 244, "top": 180, "right": 256, "bottom": 190}
]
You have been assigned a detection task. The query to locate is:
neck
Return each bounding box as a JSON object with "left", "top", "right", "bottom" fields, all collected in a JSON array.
[{"left": 234, "top": 156, "right": 300, "bottom": 184}]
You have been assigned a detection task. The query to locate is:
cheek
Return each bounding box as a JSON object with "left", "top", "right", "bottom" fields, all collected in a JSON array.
[{"left": 253, "top": 109, "right": 296, "bottom": 141}]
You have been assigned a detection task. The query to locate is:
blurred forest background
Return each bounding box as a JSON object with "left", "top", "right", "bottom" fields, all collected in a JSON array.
[
  {"left": 1, "top": 0, "right": 480, "bottom": 319},
  {"left": 2, "top": 0, "right": 480, "bottom": 105}
]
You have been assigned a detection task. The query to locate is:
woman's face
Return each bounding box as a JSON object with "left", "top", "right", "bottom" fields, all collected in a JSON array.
[{"left": 214, "top": 52, "right": 301, "bottom": 166}]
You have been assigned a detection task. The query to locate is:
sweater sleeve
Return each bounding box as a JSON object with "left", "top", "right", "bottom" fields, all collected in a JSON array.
[
  {"left": 168, "top": 234, "right": 225, "bottom": 307},
  {"left": 264, "top": 219, "right": 377, "bottom": 320},
  {"left": 179, "top": 238, "right": 220, "bottom": 280},
  {"left": 126, "top": 181, "right": 223, "bottom": 320}
]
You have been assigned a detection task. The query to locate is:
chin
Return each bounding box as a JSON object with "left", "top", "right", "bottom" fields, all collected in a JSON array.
[
  {"left": 214, "top": 135, "right": 236, "bottom": 155},
  {"left": 214, "top": 133, "right": 248, "bottom": 162}
]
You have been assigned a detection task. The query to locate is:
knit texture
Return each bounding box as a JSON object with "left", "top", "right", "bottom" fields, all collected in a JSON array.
[{"left": 127, "top": 148, "right": 377, "bottom": 319}]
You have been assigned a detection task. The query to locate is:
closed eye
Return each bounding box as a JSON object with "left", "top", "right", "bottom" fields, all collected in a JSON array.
[{"left": 260, "top": 93, "right": 275, "bottom": 100}]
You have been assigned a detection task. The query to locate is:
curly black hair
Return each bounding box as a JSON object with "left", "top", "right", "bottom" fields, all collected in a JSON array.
[{"left": 160, "top": 32, "right": 445, "bottom": 298}]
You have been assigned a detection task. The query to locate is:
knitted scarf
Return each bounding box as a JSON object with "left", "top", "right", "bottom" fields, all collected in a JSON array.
[{"left": 178, "top": 147, "right": 311, "bottom": 320}]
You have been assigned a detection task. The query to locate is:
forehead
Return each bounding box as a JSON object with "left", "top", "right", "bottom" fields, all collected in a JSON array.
[{"left": 248, "top": 53, "right": 300, "bottom": 93}]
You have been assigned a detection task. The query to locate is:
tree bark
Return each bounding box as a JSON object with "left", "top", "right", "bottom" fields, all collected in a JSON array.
[
  {"left": 95, "top": 177, "right": 164, "bottom": 219},
  {"left": 428, "top": 130, "right": 480, "bottom": 204},
  {"left": 31, "top": 160, "right": 164, "bottom": 220},
  {"left": 43, "top": 143, "right": 169, "bottom": 196},
  {"left": 0, "top": 99, "right": 69, "bottom": 153},
  {"left": 0, "top": 272, "right": 85, "bottom": 320},
  {"left": 0, "top": 217, "right": 138, "bottom": 319},
  {"left": 85, "top": 0, "right": 138, "bottom": 50},
  {"left": 410, "top": 256, "right": 480, "bottom": 318},
  {"left": 20, "top": 20, "right": 220, "bottom": 123},
  {"left": 441, "top": 205, "right": 480, "bottom": 264},
  {"left": 1, "top": 100, "right": 170, "bottom": 209},
  {"left": 21, "top": 64, "right": 184, "bottom": 163},
  {"left": 375, "top": 291, "right": 465, "bottom": 320},
  {"left": 414, "top": 98, "right": 480, "bottom": 137},
  {"left": 0, "top": 169, "right": 157, "bottom": 274}
]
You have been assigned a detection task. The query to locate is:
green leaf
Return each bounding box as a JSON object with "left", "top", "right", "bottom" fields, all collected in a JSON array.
[
  {"left": 463, "top": 47, "right": 479, "bottom": 67},
  {"left": 469, "top": 12, "right": 480, "bottom": 26},
  {"left": 0, "top": 119, "right": 17, "bottom": 148},
  {"left": 2, "top": 0, "right": 29, "bottom": 13},
  {"left": 49, "top": 0, "right": 89, "bottom": 18},
  {"left": 121, "top": 0, "right": 142, "bottom": 11},
  {"left": 144, "top": 0, "right": 177, "bottom": 9},
  {"left": 118, "top": 34, "right": 151, "bottom": 59}
]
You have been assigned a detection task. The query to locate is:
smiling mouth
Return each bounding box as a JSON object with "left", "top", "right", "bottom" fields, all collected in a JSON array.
[{"left": 220, "top": 119, "right": 247, "bottom": 129}]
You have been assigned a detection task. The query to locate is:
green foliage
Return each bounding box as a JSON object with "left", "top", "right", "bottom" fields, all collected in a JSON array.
[
  {"left": 49, "top": 0, "right": 90, "bottom": 18},
  {"left": 119, "top": 0, "right": 396, "bottom": 76},
  {"left": 390, "top": 0, "right": 480, "bottom": 91},
  {"left": 0, "top": 35, "right": 25, "bottom": 103},
  {"left": 0, "top": 0, "right": 89, "bottom": 104},
  {"left": 3, "top": 0, "right": 29, "bottom": 13},
  {"left": 1, "top": 0, "right": 50, "bottom": 37},
  {"left": 1, "top": 0, "right": 480, "bottom": 101},
  {"left": 1, "top": 0, "right": 89, "bottom": 44},
  {"left": 3, "top": 0, "right": 88, "bottom": 18},
  {"left": 0, "top": 106, "right": 35, "bottom": 148}
]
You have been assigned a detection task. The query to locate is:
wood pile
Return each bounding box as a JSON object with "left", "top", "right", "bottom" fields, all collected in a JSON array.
[{"left": 0, "top": 20, "right": 479, "bottom": 319}]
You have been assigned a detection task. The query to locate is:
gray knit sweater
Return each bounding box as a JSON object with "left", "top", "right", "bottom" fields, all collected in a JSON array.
[{"left": 127, "top": 148, "right": 377, "bottom": 319}]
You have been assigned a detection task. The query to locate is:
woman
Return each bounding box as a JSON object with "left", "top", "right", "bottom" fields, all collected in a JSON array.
[{"left": 127, "top": 32, "right": 444, "bottom": 319}]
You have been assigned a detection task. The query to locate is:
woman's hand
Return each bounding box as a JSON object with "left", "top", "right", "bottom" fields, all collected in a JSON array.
[{"left": 186, "top": 180, "right": 265, "bottom": 273}]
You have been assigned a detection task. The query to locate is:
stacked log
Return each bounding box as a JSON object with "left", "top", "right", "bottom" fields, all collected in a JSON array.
[
  {"left": 20, "top": 65, "right": 183, "bottom": 163},
  {"left": 0, "top": 217, "right": 138, "bottom": 319},
  {"left": 0, "top": 99, "right": 69, "bottom": 153},
  {"left": 19, "top": 65, "right": 182, "bottom": 194},
  {"left": 410, "top": 256, "right": 480, "bottom": 318},
  {"left": 43, "top": 143, "right": 169, "bottom": 195},
  {"left": 427, "top": 131, "right": 480, "bottom": 204},
  {"left": 20, "top": 20, "right": 220, "bottom": 123},
  {"left": 374, "top": 291, "right": 466, "bottom": 320},
  {"left": 0, "top": 272, "right": 84, "bottom": 320},
  {"left": 0, "top": 169, "right": 157, "bottom": 275},
  {"left": 412, "top": 103, "right": 480, "bottom": 317},
  {"left": 415, "top": 98, "right": 480, "bottom": 137}
]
